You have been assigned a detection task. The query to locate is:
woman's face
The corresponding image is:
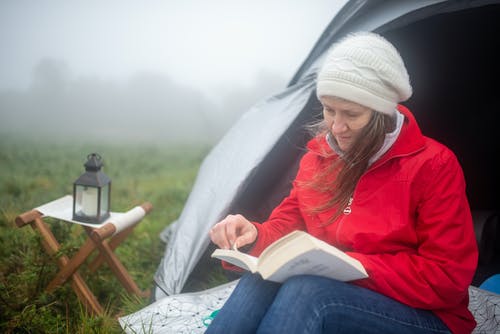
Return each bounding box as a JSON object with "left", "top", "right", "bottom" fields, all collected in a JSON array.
[{"left": 320, "top": 96, "right": 374, "bottom": 152}]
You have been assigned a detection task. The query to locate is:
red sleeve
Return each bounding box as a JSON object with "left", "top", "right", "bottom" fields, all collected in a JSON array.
[
  {"left": 247, "top": 145, "right": 323, "bottom": 257},
  {"left": 248, "top": 186, "right": 307, "bottom": 257},
  {"left": 220, "top": 185, "right": 306, "bottom": 272},
  {"left": 221, "top": 149, "right": 314, "bottom": 272}
]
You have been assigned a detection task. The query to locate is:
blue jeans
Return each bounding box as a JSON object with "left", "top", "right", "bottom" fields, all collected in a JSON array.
[{"left": 205, "top": 273, "right": 451, "bottom": 334}]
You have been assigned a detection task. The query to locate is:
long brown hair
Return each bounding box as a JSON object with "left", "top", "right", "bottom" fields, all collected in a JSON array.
[{"left": 302, "top": 110, "right": 396, "bottom": 224}]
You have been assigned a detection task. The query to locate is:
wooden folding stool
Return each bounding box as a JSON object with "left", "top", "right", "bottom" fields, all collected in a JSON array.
[{"left": 15, "top": 195, "right": 153, "bottom": 315}]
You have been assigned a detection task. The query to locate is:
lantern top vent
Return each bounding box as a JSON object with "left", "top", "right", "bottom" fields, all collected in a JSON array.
[
  {"left": 74, "top": 153, "right": 111, "bottom": 187},
  {"left": 84, "top": 153, "right": 104, "bottom": 171}
]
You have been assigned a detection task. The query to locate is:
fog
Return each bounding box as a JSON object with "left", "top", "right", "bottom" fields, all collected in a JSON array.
[
  {"left": 0, "top": 58, "right": 285, "bottom": 144},
  {"left": 0, "top": 1, "right": 345, "bottom": 145}
]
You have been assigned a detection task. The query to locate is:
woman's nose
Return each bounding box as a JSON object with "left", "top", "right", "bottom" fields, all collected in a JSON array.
[{"left": 330, "top": 116, "right": 347, "bottom": 134}]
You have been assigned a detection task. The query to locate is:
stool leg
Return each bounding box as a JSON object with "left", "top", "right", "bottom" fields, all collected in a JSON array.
[
  {"left": 70, "top": 272, "right": 104, "bottom": 315},
  {"left": 93, "top": 239, "right": 149, "bottom": 298},
  {"left": 88, "top": 226, "right": 134, "bottom": 272},
  {"left": 32, "top": 218, "right": 104, "bottom": 315},
  {"left": 46, "top": 237, "right": 96, "bottom": 293}
]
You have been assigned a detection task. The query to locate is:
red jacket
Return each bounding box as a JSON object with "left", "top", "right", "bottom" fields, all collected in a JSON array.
[{"left": 245, "top": 105, "right": 478, "bottom": 334}]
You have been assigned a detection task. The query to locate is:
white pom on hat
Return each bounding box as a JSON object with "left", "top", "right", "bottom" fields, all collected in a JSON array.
[{"left": 316, "top": 31, "right": 412, "bottom": 115}]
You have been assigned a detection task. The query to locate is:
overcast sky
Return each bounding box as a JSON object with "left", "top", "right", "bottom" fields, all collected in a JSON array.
[
  {"left": 0, "top": 0, "right": 347, "bottom": 143},
  {"left": 0, "top": 1, "right": 347, "bottom": 93}
]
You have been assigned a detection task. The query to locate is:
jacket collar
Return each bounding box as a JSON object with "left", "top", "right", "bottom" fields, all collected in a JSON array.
[
  {"left": 307, "top": 104, "right": 426, "bottom": 165},
  {"left": 383, "top": 104, "right": 425, "bottom": 157}
]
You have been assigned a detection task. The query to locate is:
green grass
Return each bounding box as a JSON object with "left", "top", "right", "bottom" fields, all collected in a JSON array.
[{"left": 0, "top": 134, "right": 216, "bottom": 333}]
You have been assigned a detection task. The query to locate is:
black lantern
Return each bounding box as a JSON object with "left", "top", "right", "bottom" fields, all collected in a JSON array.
[{"left": 72, "top": 153, "right": 111, "bottom": 224}]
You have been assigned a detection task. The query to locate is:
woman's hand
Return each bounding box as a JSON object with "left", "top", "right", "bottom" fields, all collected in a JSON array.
[{"left": 209, "top": 214, "right": 257, "bottom": 250}]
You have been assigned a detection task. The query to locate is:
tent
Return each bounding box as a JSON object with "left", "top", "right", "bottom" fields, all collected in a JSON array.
[
  {"left": 119, "top": 0, "right": 500, "bottom": 332},
  {"left": 151, "top": 0, "right": 500, "bottom": 301}
]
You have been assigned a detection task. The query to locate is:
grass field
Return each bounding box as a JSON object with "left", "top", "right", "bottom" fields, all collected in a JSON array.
[{"left": 0, "top": 134, "right": 217, "bottom": 333}]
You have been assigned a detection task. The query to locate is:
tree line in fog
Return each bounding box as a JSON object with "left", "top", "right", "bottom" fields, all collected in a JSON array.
[{"left": 0, "top": 58, "right": 286, "bottom": 145}]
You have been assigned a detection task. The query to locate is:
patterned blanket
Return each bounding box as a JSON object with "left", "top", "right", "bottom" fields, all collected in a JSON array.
[{"left": 119, "top": 282, "right": 500, "bottom": 334}]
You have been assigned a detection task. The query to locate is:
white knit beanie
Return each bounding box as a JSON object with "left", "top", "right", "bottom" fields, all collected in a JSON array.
[{"left": 316, "top": 31, "right": 412, "bottom": 116}]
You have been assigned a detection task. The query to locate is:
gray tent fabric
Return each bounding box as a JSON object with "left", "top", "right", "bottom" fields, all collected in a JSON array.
[{"left": 152, "top": 0, "right": 500, "bottom": 299}]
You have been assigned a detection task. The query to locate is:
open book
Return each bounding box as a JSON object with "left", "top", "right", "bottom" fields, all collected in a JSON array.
[{"left": 211, "top": 230, "right": 368, "bottom": 283}]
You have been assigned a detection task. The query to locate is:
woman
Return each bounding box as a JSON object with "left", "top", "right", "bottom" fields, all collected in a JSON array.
[{"left": 207, "top": 32, "right": 477, "bottom": 334}]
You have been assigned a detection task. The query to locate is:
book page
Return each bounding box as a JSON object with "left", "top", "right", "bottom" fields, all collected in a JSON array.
[
  {"left": 262, "top": 249, "right": 367, "bottom": 283},
  {"left": 256, "top": 231, "right": 367, "bottom": 283},
  {"left": 211, "top": 249, "right": 259, "bottom": 273},
  {"left": 258, "top": 230, "right": 306, "bottom": 264}
]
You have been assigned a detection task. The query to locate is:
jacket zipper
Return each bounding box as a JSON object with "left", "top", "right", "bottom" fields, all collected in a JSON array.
[
  {"left": 333, "top": 148, "right": 424, "bottom": 245},
  {"left": 335, "top": 196, "right": 352, "bottom": 244}
]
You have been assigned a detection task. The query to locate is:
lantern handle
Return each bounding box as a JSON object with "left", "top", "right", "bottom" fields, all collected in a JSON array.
[{"left": 87, "top": 153, "right": 102, "bottom": 161}]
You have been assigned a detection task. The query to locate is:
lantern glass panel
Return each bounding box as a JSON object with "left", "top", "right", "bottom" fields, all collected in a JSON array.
[
  {"left": 75, "top": 184, "right": 99, "bottom": 218},
  {"left": 100, "top": 184, "right": 109, "bottom": 217}
]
